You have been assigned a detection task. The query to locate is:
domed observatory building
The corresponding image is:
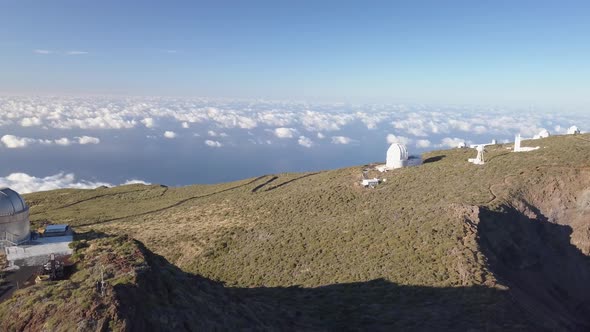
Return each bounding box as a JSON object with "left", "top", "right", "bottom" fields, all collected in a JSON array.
[
  {"left": 533, "top": 129, "right": 550, "bottom": 139},
  {"left": 567, "top": 126, "right": 581, "bottom": 135},
  {"left": 0, "top": 188, "right": 30, "bottom": 248},
  {"left": 386, "top": 143, "right": 409, "bottom": 170}
]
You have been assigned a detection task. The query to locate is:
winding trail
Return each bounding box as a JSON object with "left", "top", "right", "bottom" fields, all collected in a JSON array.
[
  {"left": 481, "top": 133, "right": 590, "bottom": 206},
  {"left": 264, "top": 173, "right": 320, "bottom": 192},
  {"left": 52, "top": 188, "right": 161, "bottom": 210},
  {"left": 77, "top": 175, "right": 268, "bottom": 227},
  {"left": 251, "top": 176, "right": 278, "bottom": 193},
  {"left": 77, "top": 171, "right": 324, "bottom": 227},
  {"left": 485, "top": 174, "right": 518, "bottom": 206},
  {"left": 484, "top": 164, "right": 590, "bottom": 206}
]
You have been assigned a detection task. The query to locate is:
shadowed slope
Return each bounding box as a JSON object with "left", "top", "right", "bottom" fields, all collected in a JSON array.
[
  {"left": 1, "top": 235, "right": 535, "bottom": 331},
  {"left": 478, "top": 204, "right": 590, "bottom": 331}
]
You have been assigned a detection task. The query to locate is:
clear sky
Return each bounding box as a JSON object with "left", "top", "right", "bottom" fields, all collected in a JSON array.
[{"left": 1, "top": 1, "right": 589, "bottom": 108}]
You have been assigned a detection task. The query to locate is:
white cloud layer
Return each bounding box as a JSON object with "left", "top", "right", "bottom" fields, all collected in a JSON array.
[
  {"left": 331, "top": 136, "right": 353, "bottom": 145},
  {"left": 21, "top": 117, "right": 42, "bottom": 127},
  {"left": 164, "top": 131, "right": 177, "bottom": 139},
  {"left": 77, "top": 136, "right": 100, "bottom": 144},
  {"left": 204, "top": 140, "right": 223, "bottom": 147},
  {"left": 122, "top": 179, "right": 150, "bottom": 185},
  {"left": 66, "top": 51, "right": 89, "bottom": 55},
  {"left": 274, "top": 127, "right": 297, "bottom": 139},
  {"left": 416, "top": 139, "right": 432, "bottom": 148},
  {"left": 0, "top": 96, "right": 588, "bottom": 154},
  {"left": 142, "top": 118, "right": 155, "bottom": 128},
  {"left": 0, "top": 135, "right": 100, "bottom": 148},
  {"left": 439, "top": 137, "right": 467, "bottom": 148},
  {"left": 1, "top": 135, "right": 34, "bottom": 148},
  {"left": 386, "top": 134, "right": 412, "bottom": 145},
  {"left": 0, "top": 172, "right": 150, "bottom": 194},
  {"left": 297, "top": 136, "right": 314, "bottom": 148},
  {"left": 1, "top": 96, "right": 587, "bottom": 140},
  {"left": 54, "top": 138, "right": 72, "bottom": 146}
]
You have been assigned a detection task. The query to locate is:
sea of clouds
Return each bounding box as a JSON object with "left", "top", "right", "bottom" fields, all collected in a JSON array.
[{"left": 0, "top": 96, "right": 588, "bottom": 193}]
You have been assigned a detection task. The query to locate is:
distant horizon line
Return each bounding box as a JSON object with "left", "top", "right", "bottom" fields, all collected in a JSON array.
[{"left": 0, "top": 91, "right": 584, "bottom": 113}]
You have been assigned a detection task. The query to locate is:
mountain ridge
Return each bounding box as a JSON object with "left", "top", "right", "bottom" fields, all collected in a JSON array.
[{"left": 1, "top": 133, "right": 590, "bottom": 330}]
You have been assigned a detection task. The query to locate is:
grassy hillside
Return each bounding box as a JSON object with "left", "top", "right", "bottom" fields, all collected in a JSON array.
[{"left": 2, "top": 133, "right": 590, "bottom": 330}]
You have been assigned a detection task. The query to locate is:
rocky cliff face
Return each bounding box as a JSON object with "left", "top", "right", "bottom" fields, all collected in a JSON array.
[{"left": 472, "top": 167, "right": 590, "bottom": 331}]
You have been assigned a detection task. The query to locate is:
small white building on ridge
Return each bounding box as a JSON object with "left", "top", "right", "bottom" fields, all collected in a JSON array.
[{"left": 361, "top": 178, "right": 380, "bottom": 188}]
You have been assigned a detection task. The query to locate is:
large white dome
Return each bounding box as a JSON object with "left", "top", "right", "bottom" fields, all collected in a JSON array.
[
  {"left": 386, "top": 143, "right": 409, "bottom": 169},
  {"left": 0, "top": 187, "right": 30, "bottom": 246},
  {"left": 0, "top": 188, "right": 28, "bottom": 217}
]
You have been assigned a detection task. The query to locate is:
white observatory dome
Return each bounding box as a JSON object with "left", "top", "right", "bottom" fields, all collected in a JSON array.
[
  {"left": 386, "top": 143, "right": 409, "bottom": 169},
  {"left": 0, "top": 187, "right": 30, "bottom": 246},
  {"left": 533, "top": 129, "right": 550, "bottom": 139},
  {"left": 567, "top": 126, "right": 580, "bottom": 135}
]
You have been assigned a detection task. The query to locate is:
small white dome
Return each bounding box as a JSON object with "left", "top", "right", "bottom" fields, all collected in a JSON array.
[
  {"left": 386, "top": 143, "right": 409, "bottom": 169},
  {"left": 534, "top": 129, "right": 550, "bottom": 139},
  {"left": 567, "top": 126, "right": 580, "bottom": 135}
]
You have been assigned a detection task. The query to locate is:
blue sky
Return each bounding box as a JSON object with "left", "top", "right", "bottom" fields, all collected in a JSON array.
[{"left": 1, "top": 1, "right": 589, "bottom": 108}]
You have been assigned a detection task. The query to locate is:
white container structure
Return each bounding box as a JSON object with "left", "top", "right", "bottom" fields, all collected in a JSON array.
[
  {"left": 361, "top": 178, "right": 380, "bottom": 188},
  {"left": 514, "top": 134, "right": 540, "bottom": 152},
  {"left": 469, "top": 139, "right": 497, "bottom": 149}
]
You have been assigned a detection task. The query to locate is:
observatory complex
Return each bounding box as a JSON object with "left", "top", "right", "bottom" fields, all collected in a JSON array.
[
  {"left": 0, "top": 187, "right": 73, "bottom": 268},
  {"left": 0, "top": 187, "right": 30, "bottom": 248}
]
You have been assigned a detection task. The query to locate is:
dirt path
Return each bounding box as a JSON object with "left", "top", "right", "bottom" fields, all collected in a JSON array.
[
  {"left": 485, "top": 174, "right": 518, "bottom": 206},
  {"left": 52, "top": 188, "right": 157, "bottom": 210},
  {"left": 574, "top": 136, "right": 590, "bottom": 143},
  {"left": 484, "top": 164, "right": 590, "bottom": 206},
  {"left": 263, "top": 173, "right": 320, "bottom": 192},
  {"left": 77, "top": 175, "right": 269, "bottom": 227},
  {"left": 251, "top": 176, "right": 278, "bottom": 193}
]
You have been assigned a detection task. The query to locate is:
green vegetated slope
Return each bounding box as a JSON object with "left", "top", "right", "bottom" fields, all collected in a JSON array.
[
  {"left": 3, "top": 133, "right": 590, "bottom": 331},
  {"left": 0, "top": 234, "right": 299, "bottom": 331},
  {"left": 0, "top": 233, "right": 530, "bottom": 331}
]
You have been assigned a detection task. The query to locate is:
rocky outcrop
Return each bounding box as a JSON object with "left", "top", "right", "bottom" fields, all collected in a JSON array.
[{"left": 473, "top": 169, "right": 590, "bottom": 331}]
